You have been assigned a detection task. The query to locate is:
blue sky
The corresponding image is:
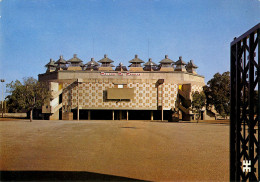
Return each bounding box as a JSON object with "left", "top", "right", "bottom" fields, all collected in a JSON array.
[{"left": 0, "top": 0, "right": 260, "bottom": 90}]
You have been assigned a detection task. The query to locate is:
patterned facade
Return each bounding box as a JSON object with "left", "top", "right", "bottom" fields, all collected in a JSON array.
[
  {"left": 40, "top": 54, "right": 205, "bottom": 120},
  {"left": 61, "top": 81, "right": 203, "bottom": 111}
]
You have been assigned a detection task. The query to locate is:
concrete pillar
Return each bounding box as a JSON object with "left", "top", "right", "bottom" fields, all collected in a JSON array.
[
  {"left": 88, "top": 110, "right": 91, "bottom": 120},
  {"left": 161, "top": 84, "right": 164, "bottom": 121},
  {"left": 119, "top": 110, "right": 122, "bottom": 120},
  {"left": 112, "top": 110, "right": 114, "bottom": 120},
  {"left": 157, "top": 85, "right": 159, "bottom": 107},
  {"left": 77, "top": 82, "right": 79, "bottom": 121},
  {"left": 126, "top": 110, "right": 128, "bottom": 121},
  {"left": 77, "top": 108, "right": 80, "bottom": 121},
  {"left": 151, "top": 111, "right": 153, "bottom": 121}
]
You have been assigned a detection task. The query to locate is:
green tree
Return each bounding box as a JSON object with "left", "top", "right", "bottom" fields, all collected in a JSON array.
[
  {"left": 203, "top": 71, "right": 230, "bottom": 118},
  {"left": 6, "top": 77, "right": 50, "bottom": 122},
  {"left": 191, "top": 91, "right": 206, "bottom": 121}
]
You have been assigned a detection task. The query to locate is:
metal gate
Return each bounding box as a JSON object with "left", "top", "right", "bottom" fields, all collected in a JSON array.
[{"left": 230, "top": 23, "right": 260, "bottom": 181}]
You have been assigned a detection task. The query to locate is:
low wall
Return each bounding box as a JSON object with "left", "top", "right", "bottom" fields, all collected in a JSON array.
[{"left": 3, "top": 113, "right": 27, "bottom": 118}]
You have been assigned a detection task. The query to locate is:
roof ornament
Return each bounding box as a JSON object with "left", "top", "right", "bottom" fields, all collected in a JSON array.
[
  {"left": 85, "top": 57, "right": 99, "bottom": 71},
  {"left": 159, "top": 55, "right": 174, "bottom": 71},
  {"left": 143, "top": 58, "right": 158, "bottom": 71},
  {"left": 174, "top": 56, "right": 187, "bottom": 72},
  {"left": 186, "top": 59, "right": 198, "bottom": 74},
  {"left": 115, "top": 62, "right": 127, "bottom": 71}
]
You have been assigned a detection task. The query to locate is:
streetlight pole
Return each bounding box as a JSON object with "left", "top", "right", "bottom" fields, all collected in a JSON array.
[{"left": 1, "top": 79, "right": 5, "bottom": 118}]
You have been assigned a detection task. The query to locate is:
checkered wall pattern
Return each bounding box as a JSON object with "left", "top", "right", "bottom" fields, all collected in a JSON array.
[{"left": 62, "top": 82, "right": 203, "bottom": 110}]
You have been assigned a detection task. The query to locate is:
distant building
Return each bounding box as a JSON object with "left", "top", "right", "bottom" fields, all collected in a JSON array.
[{"left": 39, "top": 54, "right": 212, "bottom": 121}]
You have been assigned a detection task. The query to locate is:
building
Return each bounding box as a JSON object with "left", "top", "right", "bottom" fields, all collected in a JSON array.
[{"left": 39, "top": 54, "right": 207, "bottom": 121}]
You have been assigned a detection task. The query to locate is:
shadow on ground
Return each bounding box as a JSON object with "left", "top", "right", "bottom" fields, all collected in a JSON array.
[{"left": 0, "top": 171, "right": 147, "bottom": 181}]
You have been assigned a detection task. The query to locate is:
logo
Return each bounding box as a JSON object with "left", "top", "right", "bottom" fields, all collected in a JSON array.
[
  {"left": 242, "top": 160, "right": 251, "bottom": 173},
  {"left": 100, "top": 72, "right": 117, "bottom": 76},
  {"left": 100, "top": 72, "right": 141, "bottom": 76},
  {"left": 126, "top": 72, "right": 141, "bottom": 76}
]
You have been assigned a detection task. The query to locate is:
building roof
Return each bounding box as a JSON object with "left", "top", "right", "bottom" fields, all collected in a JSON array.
[
  {"left": 55, "top": 55, "right": 67, "bottom": 65},
  {"left": 129, "top": 54, "right": 145, "bottom": 63},
  {"left": 45, "top": 59, "right": 57, "bottom": 67},
  {"left": 108, "top": 63, "right": 115, "bottom": 67},
  {"left": 85, "top": 58, "right": 100, "bottom": 66},
  {"left": 79, "top": 62, "right": 84, "bottom": 67},
  {"left": 159, "top": 55, "right": 175, "bottom": 64},
  {"left": 186, "top": 60, "right": 198, "bottom": 68},
  {"left": 175, "top": 56, "right": 187, "bottom": 65},
  {"left": 98, "top": 54, "right": 114, "bottom": 63},
  {"left": 67, "top": 54, "right": 83, "bottom": 63},
  {"left": 143, "top": 58, "right": 158, "bottom": 66}
]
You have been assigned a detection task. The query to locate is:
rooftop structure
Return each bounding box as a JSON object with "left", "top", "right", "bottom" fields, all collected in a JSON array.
[
  {"left": 45, "top": 59, "right": 57, "bottom": 72},
  {"left": 143, "top": 58, "right": 157, "bottom": 71},
  {"left": 186, "top": 60, "right": 198, "bottom": 74},
  {"left": 85, "top": 58, "right": 99, "bottom": 71},
  {"left": 159, "top": 55, "right": 175, "bottom": 71},
  {"left": 44, "top": 54, "right": 199, "bottom": 73},
  {"left": 55, "top": 55, "right": 67, "bottom": 71},
  {"left": 175, "top": 56, "right": 187, "bottom": 72},
  {"left": 128, "top": 54, "right": 144, "bottom": 72},
  {"left": 98, "top": 54, "right": 115, "bottom": 71},
  {"left": 115, "top": 62, "right": 128, "bottom": 71},
  {"left": 67, "top": 54, "right": 83, "bottom": 71}
]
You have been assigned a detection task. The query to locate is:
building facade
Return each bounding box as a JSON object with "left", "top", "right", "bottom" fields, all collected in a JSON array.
[{"left": 39, "top": 54, "right": 206, "bottom": 121}]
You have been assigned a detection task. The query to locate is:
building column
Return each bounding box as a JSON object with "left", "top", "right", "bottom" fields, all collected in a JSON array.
[
  {"left": 77, "top": 82, "right": 79, "bottom": 121},
  {"left": 88, "top": 110, "right": 91, "bottom": 120},
  {"left": 126, "top": 110, "right": 128, "bottom": 121},
  {"left": 112, "top": 110, "right": 114, "bottom": 120},
  {"left": 157, "top": 85, "right": 159, "bottom": 107},
  {"left": 151, "top": 111, "right": 153, "bottom": 121},
  {"left": 119, "top": 110, "right": 122, "bottom": 120},
  {"left": 161, "top": 84, "right": 164, "bottom": 121}
]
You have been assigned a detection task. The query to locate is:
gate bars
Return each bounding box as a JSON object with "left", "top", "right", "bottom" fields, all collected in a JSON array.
[{"left": 230, "top": 23, "right": 260, "bottom": 181}]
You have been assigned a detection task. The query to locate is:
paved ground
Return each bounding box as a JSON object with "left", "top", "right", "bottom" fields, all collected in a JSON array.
[{"left": 0, "top": 120, "right": 229, "bottom": 181}]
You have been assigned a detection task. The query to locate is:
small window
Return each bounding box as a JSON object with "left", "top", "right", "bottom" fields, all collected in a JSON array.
[{"left": 118, "top": 84, "right": 123, "bottom": 88}]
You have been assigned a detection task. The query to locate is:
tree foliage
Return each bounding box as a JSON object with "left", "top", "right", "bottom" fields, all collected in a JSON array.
[
  {"left": 6, "top": 77, "right": 50, "bottom": 121},
  {"left": 203, "top": 71, "right": 230, "bottom": 118},
  {"left": 191, "top": 91, "right": 206, "bottom": 121}
]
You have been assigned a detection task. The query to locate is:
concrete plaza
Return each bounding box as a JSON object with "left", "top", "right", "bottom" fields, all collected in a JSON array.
[{"left": 0, "top": 120, "right": 229, "bottom": 181}]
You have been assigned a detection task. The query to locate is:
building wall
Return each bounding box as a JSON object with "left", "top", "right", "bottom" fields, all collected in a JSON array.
[
  {"left": 39, "top": 70, "right": 205, "bottom": 120},
  {"left": 61, "top": 80, "right": 203, "bottom": 111}
]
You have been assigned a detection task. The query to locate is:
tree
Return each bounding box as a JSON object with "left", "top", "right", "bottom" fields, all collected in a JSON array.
[
  {"left": 6, "top": 77, "right": 50, "bottom": 122},
  {"left": 203, "top": 71, "right": 230, "bottom": 118},
  {"left": 191, "top": 91, "right": 206, "bottom": 121}
]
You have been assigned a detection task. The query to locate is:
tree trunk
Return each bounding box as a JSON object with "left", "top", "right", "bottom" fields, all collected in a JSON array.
[
  {"left": 197, "top": 111, "right": 201, "bottom": 123},
  {"left": 30, "top": 109, "right": 33, "bottom": 122}
]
